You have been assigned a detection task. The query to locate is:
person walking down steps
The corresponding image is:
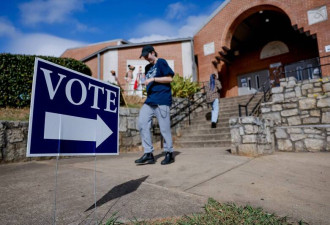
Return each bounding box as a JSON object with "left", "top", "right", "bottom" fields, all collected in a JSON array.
[
  {"left": 205, "top": 73, "right": 222, "bottom": 128},
  {"left": 135, "top": 45, "right": 175, "bottom": 165}
]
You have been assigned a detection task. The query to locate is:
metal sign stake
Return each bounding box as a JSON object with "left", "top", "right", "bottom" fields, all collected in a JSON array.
[
  {"left": 53, "top": 155, "right": 59, "bottom": 225},
  {"left": 93, "top": 155, "right": 97, "bottom": 225}
]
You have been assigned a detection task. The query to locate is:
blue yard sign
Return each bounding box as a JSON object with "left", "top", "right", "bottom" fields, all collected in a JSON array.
[{"left": 27, "top": 58, "right": 120, "bottom": 156}]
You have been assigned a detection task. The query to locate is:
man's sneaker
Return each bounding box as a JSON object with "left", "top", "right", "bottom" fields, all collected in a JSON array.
[
  {"left": 161, "top": 152, "right": 174, "bottom": 165},
  {"left": 211, "top": 122, "right": 216, "bottom": 128},
  {"left": 135, "top": 153, "right": 155, "bottom": 164}
]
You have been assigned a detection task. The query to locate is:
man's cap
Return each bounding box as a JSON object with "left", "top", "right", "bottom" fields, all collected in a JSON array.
[{"left": 140, "top": 45, "right": 155, "bottom": 58}]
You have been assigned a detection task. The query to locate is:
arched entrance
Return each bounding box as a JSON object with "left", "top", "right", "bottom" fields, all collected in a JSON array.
[{"left": 216, "top": 6, "right": 319, "bottom": 97}]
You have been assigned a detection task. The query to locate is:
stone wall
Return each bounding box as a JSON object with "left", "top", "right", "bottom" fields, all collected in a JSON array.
[
  {"left": 273, "top": 126, "right": 330, "bottom": 152},
  {"left": 229, "top": 77, "right": 330, "bottom": 155},
  {"left": 0, "top": 109, "right": 161, "bottom": 162},
  {"left": 261, "top": 77, "right": 330, "bottom": 126},
  {"left": 0, "top": 96, "right": 206, "bottom": 162},
  {"left": 0, "top": 121, "right": 29, "bottom": 162},
  {"left": 0, "top": 109, "right": 150, "bottom": 162},
  {"left": 261, "top": 77, "right": 330, "bottom": 152},
  {"left": 118, "top": 107, "right": 142, "bottom": 152},
  {"left": 229, "top": 117, "right": 274, "bottom": 156}
]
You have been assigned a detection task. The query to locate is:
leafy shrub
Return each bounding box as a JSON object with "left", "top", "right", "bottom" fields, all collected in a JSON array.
[
  {"left": 171, "top": 74, "right": 200, "bottom": 98},
  {"left": 0, "top": 53, "right": 92, "bottom": 108}
]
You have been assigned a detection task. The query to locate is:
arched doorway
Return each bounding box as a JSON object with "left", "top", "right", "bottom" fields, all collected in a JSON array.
[{"left": 217, "top": 6, "right": 319, "bottom": 96}]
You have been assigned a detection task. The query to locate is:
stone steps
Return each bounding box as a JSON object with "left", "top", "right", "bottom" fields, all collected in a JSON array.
[
  {"left": 191, "top": 118, "right": 231, "bottom": 125},
  {"left": 176, "top": 140, "right": 232, "bottom": 148},
  {"left": 178, "top": 133, "right": 231, "bottom": 141},
  {"left": 174, "top": 93, "right": 266, "bottom": 149},
  {"left": 181, "top": 127, "right": 230, "bottom": 135},
  {"left": 186, "top": 122, "right": 229, "bottom": 130}
]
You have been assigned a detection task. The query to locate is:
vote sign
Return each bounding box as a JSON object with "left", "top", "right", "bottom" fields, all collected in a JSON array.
[{"left": 27, "top": 58, "right": 119, "bottom": 156}]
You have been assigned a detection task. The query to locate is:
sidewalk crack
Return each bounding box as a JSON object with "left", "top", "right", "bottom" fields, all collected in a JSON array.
[{"left": 183, "top": 158, "right": 255, "bottom": 192}]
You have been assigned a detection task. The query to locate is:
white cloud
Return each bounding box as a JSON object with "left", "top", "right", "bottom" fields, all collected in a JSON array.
[
  {"left": 128, "top": 2, "right": 215, "bottom": 44},
  {"left": 75, "top": 22, "right": 99, "bottom": 33},
  {"left": 132, "top": 19, "right": 178, "bottom": 37},
  {"left": 129, "top": 15, "right": 208, "bottom": 43},
  {"left": 18, "top": 0, "right": 100, "bottom": 32},
  {"left": 0, "top": 17, "right": 20, "bottom": 37},
  {"left": 19, "top": 0, "right": 84, "bottom": 25},
  {"left": 166, "top": 2, "right": 187, "bottom": 20},
  {"left": 7, "top": 33, "right": 87, "bottom": 56},
  {"left": 128, "top": 34, "right": 173, "bottom": 43},
  {"left": 178, "top": 15, "right": 209, "bottom": 37},
  {"left": 0, "top": 17, "right": 87, "bottom": 56}
]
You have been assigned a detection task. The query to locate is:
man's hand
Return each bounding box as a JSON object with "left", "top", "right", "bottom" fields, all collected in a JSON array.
[
  {"left": 145, "top": 78, "right": 154, "bottom": 86},
  {"left": 145, "top": 76, "right": 173, "bottom": 86}
]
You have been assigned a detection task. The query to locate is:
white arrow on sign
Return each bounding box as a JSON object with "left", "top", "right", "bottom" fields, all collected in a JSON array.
[{"left": 44, "top": 112, "right": 113, "bottom": 148}]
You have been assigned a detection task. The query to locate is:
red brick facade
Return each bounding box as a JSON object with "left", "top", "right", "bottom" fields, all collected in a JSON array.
[
  {"left": 116, "top": 43, "right": 184, "bottom": 85},
  {"left": 69, "top": 41, "right": 186, "bottom": 85},
  {"left": 194, "top": 0, "right": 330, "bottom": 97},
  {"left": 61, "top": 0, "right": 329, "bottom": 98}
]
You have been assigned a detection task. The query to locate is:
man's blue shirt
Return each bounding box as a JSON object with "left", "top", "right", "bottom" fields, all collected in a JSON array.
[{"left": 144, "top": 58, "right": 174, "bottom": 106}]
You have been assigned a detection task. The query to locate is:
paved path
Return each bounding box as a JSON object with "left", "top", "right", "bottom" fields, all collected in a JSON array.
[{"left": 0, "top": 148, "right": 329, "bottom": 224}]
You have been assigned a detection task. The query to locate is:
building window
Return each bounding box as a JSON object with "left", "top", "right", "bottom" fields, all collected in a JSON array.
[
  {"left": 260, "top": 41, "right": 289, "bottom": 59},
  {"left": 307, "top": 64, "right": 313, "bottom": 79},
  {"left": 255, "top": 75, "right": 260, "bottom": 90},
  {"left": 296, "top": 66, "right": 303, "bottom": 80}
]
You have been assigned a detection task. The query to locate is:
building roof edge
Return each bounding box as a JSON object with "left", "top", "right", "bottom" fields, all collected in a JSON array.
[
  {"left": 81, "top": 37, "right": 193, "bottom": 62},
  {"left": 61, "top": 39, "right": 130, "bottom": 53}
]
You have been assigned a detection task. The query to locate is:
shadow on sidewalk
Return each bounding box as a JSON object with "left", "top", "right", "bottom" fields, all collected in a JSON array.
[{"left": 85, "top": 175, "right": 149, "bottom": 212}]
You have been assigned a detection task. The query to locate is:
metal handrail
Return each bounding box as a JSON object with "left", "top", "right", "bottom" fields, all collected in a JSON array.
[
  {"left": 249, "top": 85, "right": 272, "bottom": 116},
  {"left": 238, "top": 80, "right": 270, "bottom": 117},
  {"left": 152, "top": 87, "right": 207, "bottom": 147},
  {"left": 152, "top": 90, "right": 206, "bottom": 131},
  {"left": 275, "top": 54, "right": 330, "bottom": 84},
  {"left": 170, "top": 92, "right": 206, "bottom": 127},
  {"left": 238, "top": 54, "right": 330, "bottom": 117}
]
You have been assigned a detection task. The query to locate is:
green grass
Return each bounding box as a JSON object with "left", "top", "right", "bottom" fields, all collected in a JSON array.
[
  {"left": 126, "top": 103, "right": 142, "bottom": 108},
  {"left": 0, "top": 107, "right": 30, "bottom": 121},
  {"left": 105, "top": 198, "right": 304, "bottom": 225},
  {"left": 0, "top": 103, "right": 141, "bottom": 121}
]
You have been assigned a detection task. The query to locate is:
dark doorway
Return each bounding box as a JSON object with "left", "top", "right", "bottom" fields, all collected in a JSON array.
[{"left": 222, "top": 8, "right": 319, "bottom": 96}]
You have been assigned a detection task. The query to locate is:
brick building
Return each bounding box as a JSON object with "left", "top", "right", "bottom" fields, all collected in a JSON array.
[
  {"left": 62, "top": 38, "right": 194, "bottom": 95},
  {"left": 61, "top": 0, "right": 330, "bottom": 97}
]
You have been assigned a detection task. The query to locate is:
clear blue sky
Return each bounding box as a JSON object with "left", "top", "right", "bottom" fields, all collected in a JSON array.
[{"left": 0, "top": 0, "right": 224, "bottom": 57}]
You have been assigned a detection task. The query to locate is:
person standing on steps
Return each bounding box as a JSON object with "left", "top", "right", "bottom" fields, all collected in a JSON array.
[
  {"left": 135, "top": 45, "right": 175, "bottom": 165},
  {"left": 205, "top": 73, "right": 222, "bottom": 128}
]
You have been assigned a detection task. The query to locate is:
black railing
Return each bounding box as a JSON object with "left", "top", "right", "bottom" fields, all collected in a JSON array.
[
  {"left": 238, "top": 54, "right": 330, "bottom": 117},
  {"left": 152, "top": 87, "right": 207, "bottom": 147},
  {"left": 169, "top": 82, "right": 208, "bottom": 128},
  {"left": 274, "top": 55, "right": 330, "bottom": 86},
  {"left": 238, "top": 81, "right": 272, "bottom": 117},
  {"left": 170, "top": 92, "right": 206, "bottom": 127},
  {"left": 249, "top": 84, "right": 272, "bottom": 116}
]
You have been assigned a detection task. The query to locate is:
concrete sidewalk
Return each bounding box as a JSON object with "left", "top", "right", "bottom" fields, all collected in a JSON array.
[{"left": 0, "top": 147, "right": 329, "bottom": 224}]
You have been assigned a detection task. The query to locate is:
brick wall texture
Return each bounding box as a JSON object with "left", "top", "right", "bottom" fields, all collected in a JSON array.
[
  {"left": 194, "top": 0, "right": 330, "bottom": 97},
  {"left": 61, "top": 0, "right": 330, "bottom": 98},
  {"left": 116, "top": 43, "right": 183, "bottom": 85}
]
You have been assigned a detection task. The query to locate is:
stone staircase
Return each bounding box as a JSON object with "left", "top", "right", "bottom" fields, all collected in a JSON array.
[{"left": 175, "top": 93, "right": 264, "bottom": 148}]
